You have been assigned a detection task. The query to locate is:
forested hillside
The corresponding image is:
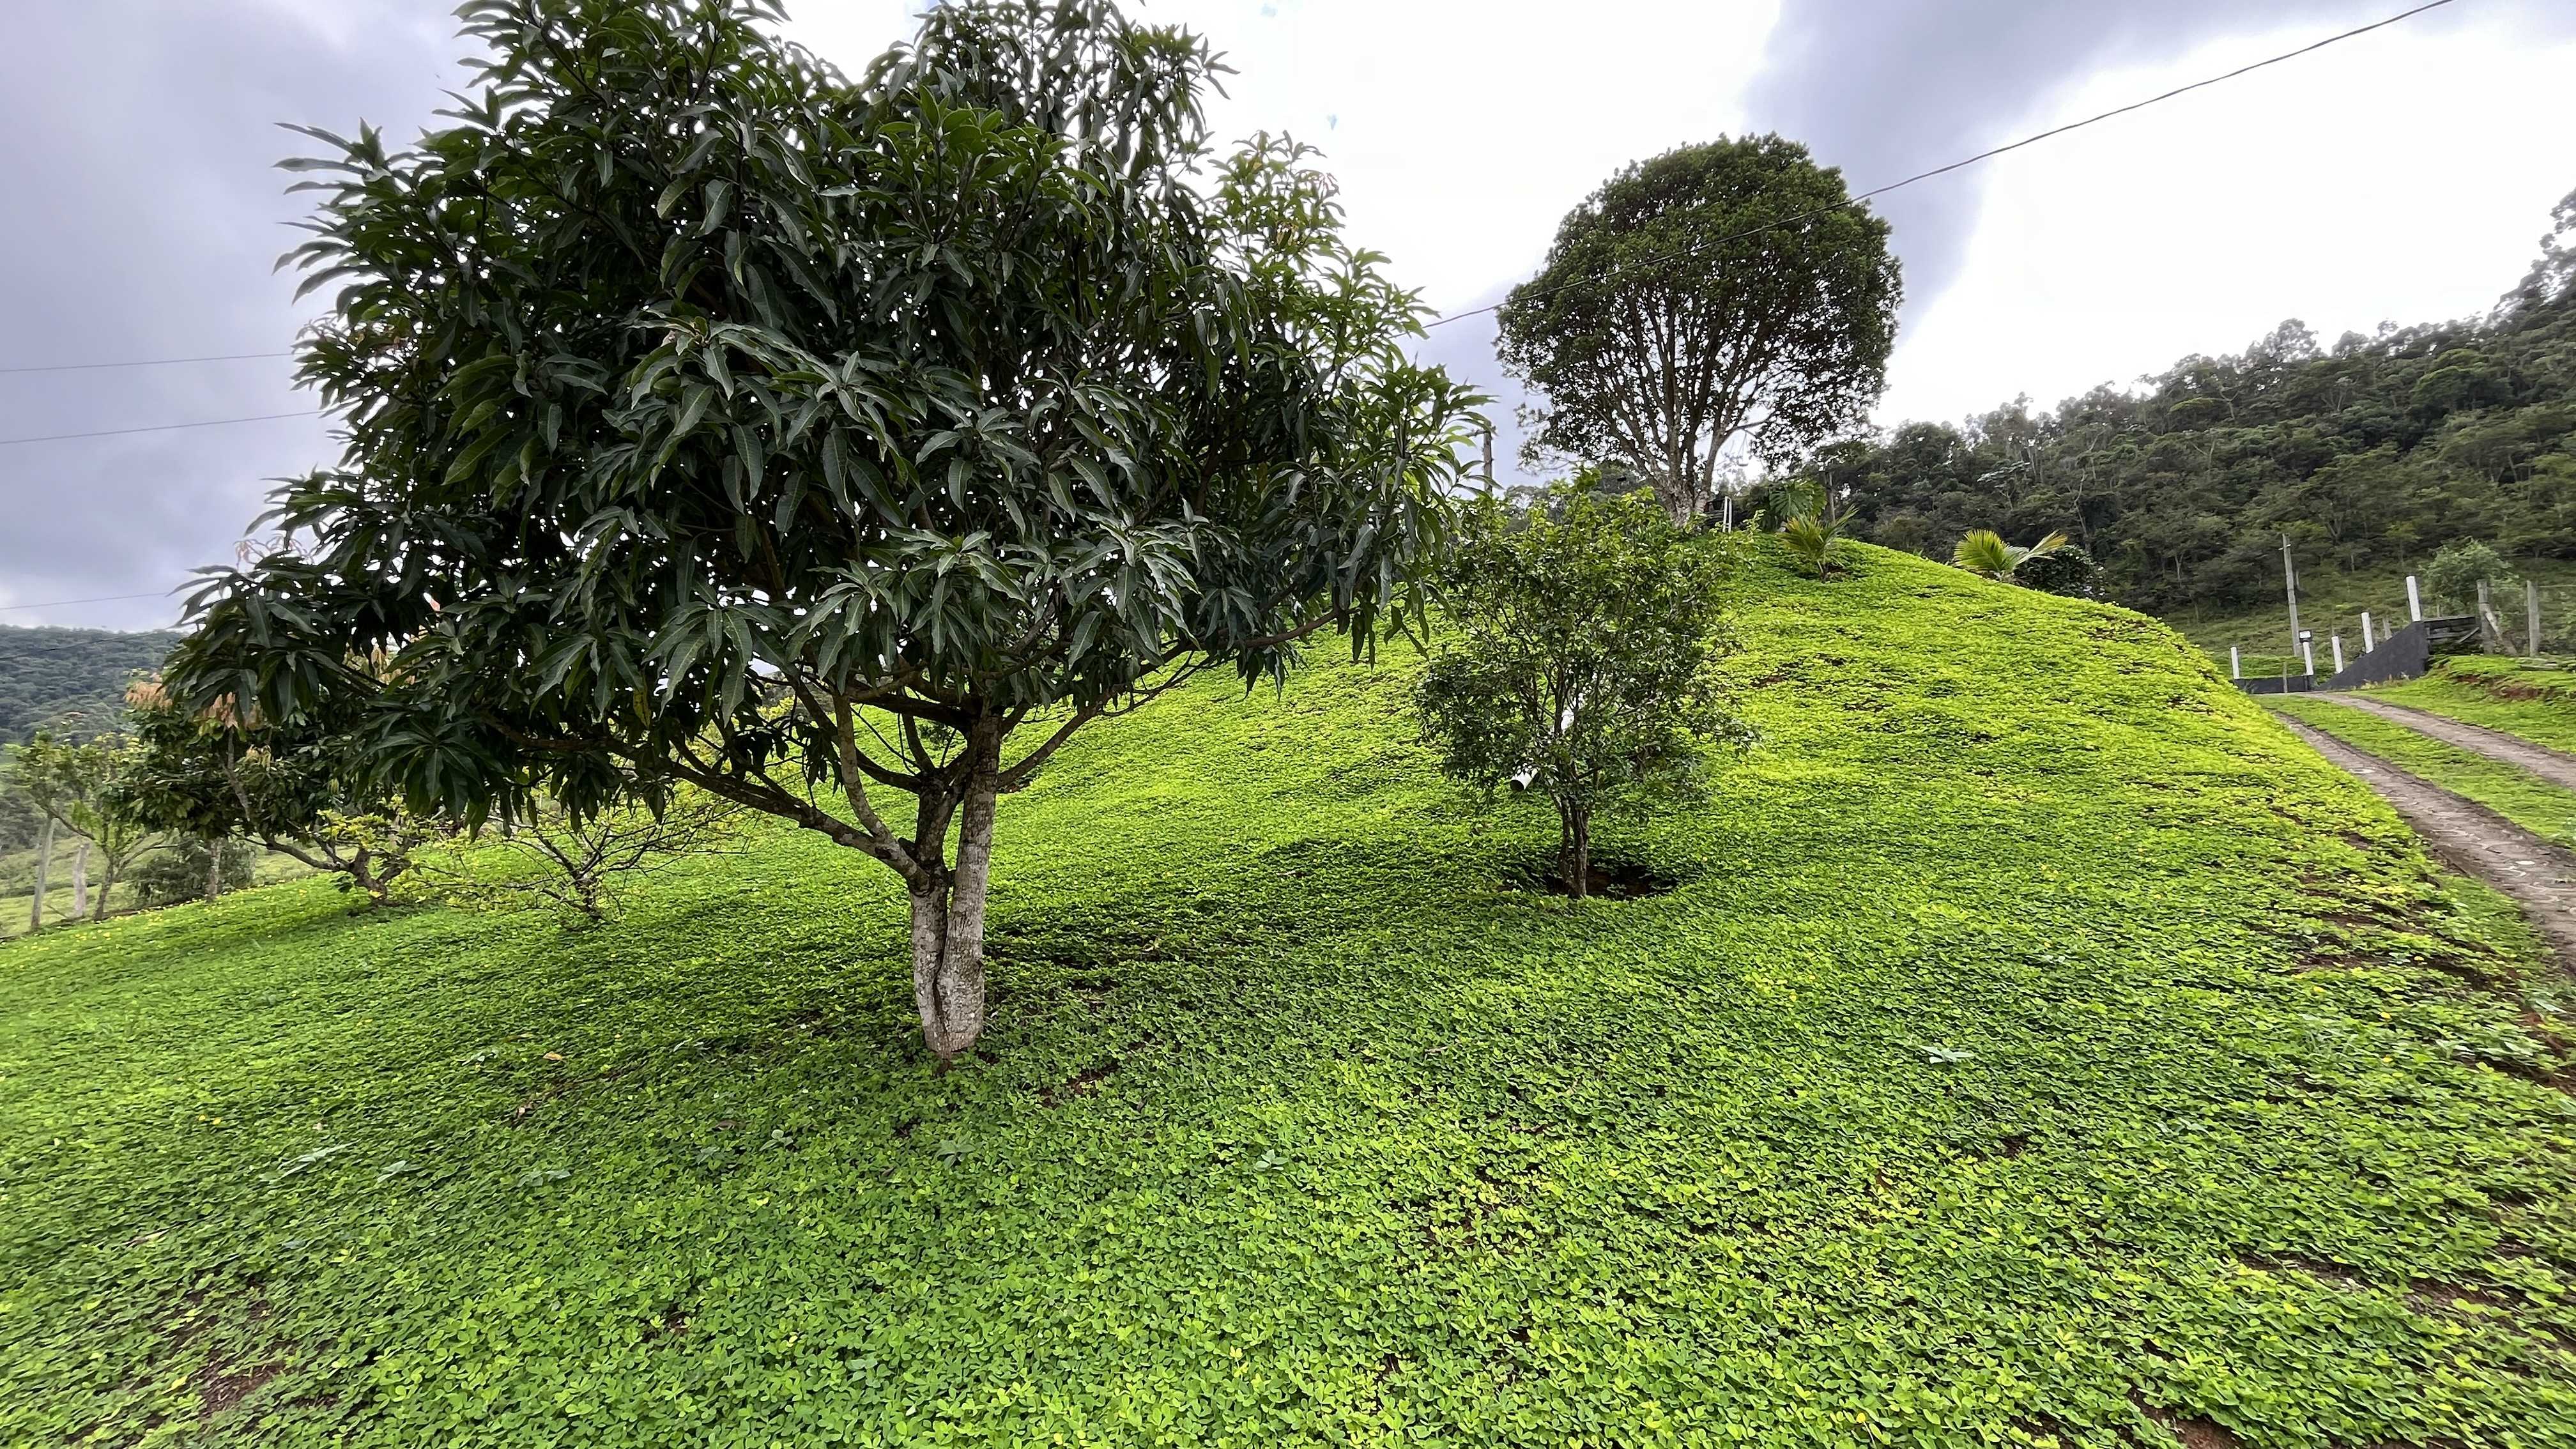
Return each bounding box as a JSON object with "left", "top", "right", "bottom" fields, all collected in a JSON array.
[
  {"left": 0, "top": 626, "right": 178, "bottom": 742},
  {"left": 1810, "top": 185, "right": 2576, "bottom": 615}
]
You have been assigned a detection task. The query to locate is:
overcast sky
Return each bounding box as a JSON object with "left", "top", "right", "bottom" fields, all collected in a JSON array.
[{"left": 4, "top": 0, "right": 2572, "bottom": 630}]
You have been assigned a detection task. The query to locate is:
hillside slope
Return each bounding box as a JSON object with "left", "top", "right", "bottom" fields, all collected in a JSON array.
[{"left": 4, "top": 545, "right": 2572, "bottom": 1446}]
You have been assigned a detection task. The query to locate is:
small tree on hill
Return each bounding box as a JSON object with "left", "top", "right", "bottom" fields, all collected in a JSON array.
[
  {"left": 1496, "top": 135, "right": 1901, "bottom": 526},
  {"left": 160, "top": 0, "right": 1477, "bottom": 1062},
  {"left": 1414, "top": 490, "right": 1752, "bottom": 898},
  {"left": 409, "top": 792, "right": 742, "bottom": 924},
  {"left": 2423, "top": 540, "right": 2517, "bottom": 613}
]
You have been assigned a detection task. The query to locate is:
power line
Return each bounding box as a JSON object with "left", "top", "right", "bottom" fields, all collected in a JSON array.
[
  {"left": 0, "top": 350, "right": 291, "bottom": 376},
  {"left": 0, "top": 590, "right": 177, "bottom": 615},
  {"left": 0, "top": 410, "right": 323, "bottom": 448},
  {"left": 1425, "top": 0, "right": 2460, "bottom": 330}
]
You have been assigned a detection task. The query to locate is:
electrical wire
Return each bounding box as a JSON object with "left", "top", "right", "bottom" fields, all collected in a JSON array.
[
  {"left": 0, "top": 590, "right": 177, "bottom": 615},
  {"left": 0, "top": 410, "right": 323, "bottom": 448},
  {"left": 0, "top": 350, "right": 291, "bottom": 376},
  {"left": 1423, "top": 0, "right": 2462, "bottom": 329}
]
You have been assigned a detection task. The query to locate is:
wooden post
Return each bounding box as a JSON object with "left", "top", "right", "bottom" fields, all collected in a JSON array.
[
  {"left": 2331, "top": 634, "right": 2345, "bottom": 673},
  {"left": 2361, "top": 611, "right": 2375, "bottom": 652},
  {"left": 2530, "top": 578, "right": 2545, "bottom": 658},
  {"left": 2406, "top": 575, "right": 2422, "bottom": 622},
  {"left": 2230, "top": 645, "right": 2241, "bottom": 680},
  {"left": 2478, "top": 579, "right": 2501, "bottom": 650}
]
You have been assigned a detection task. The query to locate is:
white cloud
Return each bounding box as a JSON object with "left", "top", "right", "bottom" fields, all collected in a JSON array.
[{"left": 1879, "top": 15, "right": 2576, "bottom": 427}]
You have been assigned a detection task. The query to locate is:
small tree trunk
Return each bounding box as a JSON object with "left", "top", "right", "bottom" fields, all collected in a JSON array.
[
  {"left": 29, "top": 816, "right": 52, "bottom": 933},
  {"left": 207, "top": 843, "right": 224, "bottom": 903},
  {"left": 94, "top": 857, "right": 118, "bottom": 921},
  {"left": 910, "top": 725, "right": 1002, "bottom": 1064},
  {"left": 1556, "top": 799, "right": 1591, "bottom": 899},
  {"left": 71, "top": 841, "right": 90, "bottom": 921}
]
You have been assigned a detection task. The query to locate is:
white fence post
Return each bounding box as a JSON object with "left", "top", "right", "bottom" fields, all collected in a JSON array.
[
  {"left": 2331, "top": 634, "right": 2345, "bottom": 673},
  {"left": 2407, "top": 575, "right": 2423, "bottom": 622},
  {"left": 2230, "top": 645, "right": 2241, "bottom": 680},
  {"left": 2361, "top": 611, "right": 2375, "bottom": 652},
  {"left": 2301, "top": 638, "right": 2316, "bottom": 677}
]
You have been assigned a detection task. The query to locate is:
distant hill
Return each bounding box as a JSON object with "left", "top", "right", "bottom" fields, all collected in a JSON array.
[{"left": 0, "top": 625, "right": 180, "bottom": 741}]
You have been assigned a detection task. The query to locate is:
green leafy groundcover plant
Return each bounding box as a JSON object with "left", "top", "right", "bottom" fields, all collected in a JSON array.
[
  {"left": 2271, "top": 696, "right": 2576, "bottom": 850},
  {"left": 2363, "top": 657, "right": 2576, "bottom": 756},
  {"left": 4, "top": 546, "right": 2573, "bottom": 1446}
]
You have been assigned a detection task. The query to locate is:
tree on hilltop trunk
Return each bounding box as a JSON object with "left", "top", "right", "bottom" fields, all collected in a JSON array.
[{"left": 161, "top": 0, "right": 1478, "bottom": 1063}]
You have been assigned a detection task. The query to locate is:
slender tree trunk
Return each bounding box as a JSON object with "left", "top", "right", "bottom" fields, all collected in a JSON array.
[
  {"left": 1556, "top": 798, "right": 1591, "bottom": 899},
  {"left": 30, "top": 815, "right": 54, "bottom": 923},
  {"left": 94, "top": 856, "right": 118, "bottom": 921},
  {"left": 207, "top": 843, "right": 224, "bottom": 903},
  {"left": 70, "top": 841, "right": 90, "bottom": 921},
  {"left": 909, "top": 724, "right": 1002, "bottom": 1064},
  {"left": 29, "top": 816, "right": 52, "bottom": 933}
]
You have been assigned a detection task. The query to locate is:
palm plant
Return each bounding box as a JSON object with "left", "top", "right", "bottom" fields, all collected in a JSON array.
[
  {"left": 1952, "top": 528, "right": 2069, "bottom": 583},
  {"left": 1776, "top": 480, "right": 1851, "bottom": 579}
]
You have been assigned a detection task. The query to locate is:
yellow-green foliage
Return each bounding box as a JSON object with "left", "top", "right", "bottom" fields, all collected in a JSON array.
[
  {"left": 2364, "top": 656, "right": 2576, "bottom": 756},
  {"left": 2273, "top": 696, "right": 2576, "bottom": 850},
  {"left": 3, "top": 545, "right": 2572, "bottom": 1446}
]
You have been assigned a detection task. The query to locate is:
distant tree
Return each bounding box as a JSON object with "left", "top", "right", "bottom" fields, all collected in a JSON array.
[
  {"left": 410, "top": 792, "right": 741, "bottom": 924},
  {"left": 1414, "top": 490, "right": 1752, "bottom": 898},
  {"left": 10, "top": 732, "right": 165, "bottom": 921},
  {"left": 160, "top": 0, "right": 1477, "bottom": 1062},
  {"left": 2423, "top": 539, "right": 2518, "bottom": 613},
  {"left": 1496, "top": 135, "right": 1901, "bottom": 526},
  {"left": 131, "top": 836, "right": 256, "bottom": 909},
  {"left": 2498, "top": 183, "right": 2576, "bottom": 325},
  {"left": 1952, "top": 529, "right": 2071, "bottom": 585},
  {"left": 114, "top": 684, "right": 433, "bottom": 909}
]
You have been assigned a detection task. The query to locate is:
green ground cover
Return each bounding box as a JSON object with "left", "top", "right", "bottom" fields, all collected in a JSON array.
[
  {"left": 2361, "top": 657, "right": 2576, "bottom": 756},
  {"left": 4, "top": 545, "right": 2574, "bottom": 1446},
  {"left": 2270, "top": 697, "right": 2576, "bottom": 850}
]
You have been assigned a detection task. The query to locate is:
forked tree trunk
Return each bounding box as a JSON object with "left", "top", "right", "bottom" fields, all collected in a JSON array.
[
  {"left": 908, "top": 730, "right": 1002, "bottom": 1064},
  {"left": 1556, "top": 799, "right": 1592, "bottom": 900}
]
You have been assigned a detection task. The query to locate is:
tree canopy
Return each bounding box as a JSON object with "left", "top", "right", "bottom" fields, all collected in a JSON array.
[
  {"left": 164, "top": 0, "right": 1479, "bottom": 1061},
  {"left": 1496, "top": 136, "right": 1901, "bottom": 525},
  {"left": 1414, "top": 490, "right": 1749, "bottom": 897}
]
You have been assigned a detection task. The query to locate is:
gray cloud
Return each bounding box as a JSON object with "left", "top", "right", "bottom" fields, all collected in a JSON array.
[
  {"left": 0, "top": 1, "right": 453, "bottom": 630},
  {"left": 1742, "top": 0, "right": 2522, "bottom": 321}
]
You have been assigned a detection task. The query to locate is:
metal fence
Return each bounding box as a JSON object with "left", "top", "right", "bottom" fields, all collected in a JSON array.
[{"left": 2478, "top": 579, "right": 2576, "bottom": 657}]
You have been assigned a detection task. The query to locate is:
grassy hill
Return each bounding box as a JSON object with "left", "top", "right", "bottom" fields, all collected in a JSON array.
[{"left": 5, "top": 544, "right": 2573, "bottom": 1446}]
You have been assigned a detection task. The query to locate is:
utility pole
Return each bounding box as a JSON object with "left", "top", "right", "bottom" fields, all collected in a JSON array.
[{"left": 2280, "top": 533, "right": 2303, "bottom": 670}]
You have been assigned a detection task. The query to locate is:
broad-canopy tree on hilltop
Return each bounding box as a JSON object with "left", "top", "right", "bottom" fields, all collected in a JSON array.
[
  {"left": 1496, "top": 136, "right": 1901, "bottom": 526},
  {"left": 162, "top": 0, "right": 1479, "bottom": 1061}
]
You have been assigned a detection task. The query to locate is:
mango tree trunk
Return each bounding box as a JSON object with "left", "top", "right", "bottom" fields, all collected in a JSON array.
[{"left": 907, "top": 727, "right": 1002, "bottom": 1064}]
